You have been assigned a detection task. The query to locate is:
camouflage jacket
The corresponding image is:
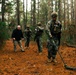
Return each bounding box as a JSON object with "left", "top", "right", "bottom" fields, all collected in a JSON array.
[
  {"left": 25, "top": 28, "right": 32, "bottom": 37},
  {"left": 34, "top": 26, "right": 44, "bottom": 40},
  {"left": 46, "top": 20, "right": 62, "bottom": 39}
]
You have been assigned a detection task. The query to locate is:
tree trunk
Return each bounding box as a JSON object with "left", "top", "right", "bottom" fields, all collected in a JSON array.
[
  {"left": 2, "top": 0, "right": 5, "bottom": 22},
  {"left": 55, "top": 0, "right": 58, "bottom": 12},
  {"left": 26, "top": 0, "right": 28, "bottom": 26},
  {"left": 74, "top": 0, "right": 76, "bottom": 26},
  {"left": 71, "top": 0, "right": 74, "bottom": 25},
  {"left": 31, "top": 0, "right": 32, "bottom": 26},
  {"left": 23, "top": 0, "right": 26, "bottom": 29},
  {"left": 74, "top": 0, "right": 76, "bottom": 43},
  {"left": 67, "top": 0, "right": 69, "bottom": 25},
  {"left": 58, "top": 0, "right": 62, "bottom": 22},
  {"left": 17, "top": 0, "right": 20, "bottom": 25},
  {"left": 32, "top": 0, "right": 36, "bottom": 26},
  {"left": 48, "top": 0, "right": 53, "bottom": 20},
  {"left": 37, "top": 0, "right": 40, "bottom": 22},
  {"left": 64, "top": 0, "right": 66, "bottom": 30}
]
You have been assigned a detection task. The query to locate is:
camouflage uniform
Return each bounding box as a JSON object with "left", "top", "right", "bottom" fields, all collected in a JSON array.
[
  {"left": 25, "top": 26, "right": 32, "bottom": 47},
  {"left": 46, "top": 12, "right": 62, "bottom": 62},
  {"left": 34, "top": 22, "right": 44, "bottom": 53}
]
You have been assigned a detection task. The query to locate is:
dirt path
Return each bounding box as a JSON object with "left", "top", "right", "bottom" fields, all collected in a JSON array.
[{"left": 0, "top": 40, "right": 76, "bottom": 75}]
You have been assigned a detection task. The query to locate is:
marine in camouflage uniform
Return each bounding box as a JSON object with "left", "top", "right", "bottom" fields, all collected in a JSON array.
[
  {"left": 34, "top": 22, "right": 44, "bottom": 54},
  {"left": 25, "top": 26, "right": 32, "bottom": 48},
  {"left": 46, "top": 12, "right": 62, "bottom": 63}
]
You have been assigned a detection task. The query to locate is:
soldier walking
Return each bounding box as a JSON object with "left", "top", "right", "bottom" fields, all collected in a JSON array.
[
  {"left": 46, "top": 12, "right": 62, "bottom": 63},
  {"left": 25, "top": 26, "right": 32, "bottom": 48},
  {"left": 34, "top": 22, "right": 44, "bottom": 54}
]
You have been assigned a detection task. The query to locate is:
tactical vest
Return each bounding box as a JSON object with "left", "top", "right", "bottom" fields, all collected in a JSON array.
[
  {"left": 50, "top": 20, "right": 61, "bottom": 34},
  {"left": 35, "top": 26, "right": 43, "bottom": 36},
  {"left": 25, "top": 29, "right": 31, "bottom": 37}
]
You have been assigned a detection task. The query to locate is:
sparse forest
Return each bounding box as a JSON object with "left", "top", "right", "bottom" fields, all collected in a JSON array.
[
  {"left": 0, "top": 0, "right": 76, "bottom": 75},
  {"left": 0, "top": 0, "right": 76, "bottom": 45}
]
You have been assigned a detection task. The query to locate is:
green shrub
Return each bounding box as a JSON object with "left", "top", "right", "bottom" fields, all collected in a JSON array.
[
  {"left": 0, "top": 22, "right": 9, "bottom": 48},
  {"left": 30, "top": 26, "right": 36, "bottom": 40}
]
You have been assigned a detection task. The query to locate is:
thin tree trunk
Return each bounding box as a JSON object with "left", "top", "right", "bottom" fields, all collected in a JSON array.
[
  {"left": 58, "top": 0, "right": 61, "bottom": 22},
  {"left": 23, "top": 0, "right": 26, "bottom": 29},
  {"left": 67, "top": 0, "right": 69, "bottom": 25},
  {"left": 51, "top": 0, "right": 53, "bottom": 12},
  {"left": 2, "top": 0, "right": 5, "bottom": 22},
  {"left": 48, "top": 0, "right": 53, "bottom": 20},
  {"left": 64, "top": 0, "right": 66, "bottom": 30},
  {"left": 55, "top": 0, "right": 58, "bottom": 12},
  {"left": 26, "top": 0, "right": 28, "bottom": 26},
  {"left": 74, "top": 0, "right": 76, "bottom": 26},
  {"left": 74, "top": 0, "right": 76, "bottom": 43},
  {"left": 31, "top": 0, "right": 32, "bottom": 26},
  {"left": 17, "top": 0, "right": 20, "bottom": 25},
  {"left": 37, "top": 0, "right": 40, "bottom": 22},
  {"left": 71, "top": 0, "right": 74, "bottom": 24},
  {"left": 32, "top": 0, "right": 36, "bottom": 26}
]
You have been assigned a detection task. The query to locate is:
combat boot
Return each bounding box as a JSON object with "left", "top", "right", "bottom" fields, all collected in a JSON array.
[
  {"left": 47, "top": 58, "right": 52, "bottom": 63},
  {"left": 14, "top": 49, "right": 17, "bottom": 52},
  {"left": 51, "top": 59, "right": 57, "bottom": 63},
  {"left": 21, "top": 49, "right": 25, "bottom": 52},
  {"left": 39, "top": 52, "right": 42, "bottom": 55}
]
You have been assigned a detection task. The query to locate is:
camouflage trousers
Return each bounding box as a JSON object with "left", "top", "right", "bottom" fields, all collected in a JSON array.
[
  {"left": 25, "top": 37, "right": 30, "bottom": 47},
  {"left": 47, "top": 37, "right": 59, "bottom": 59},
  {"left": 13, "top": 40, "right": 24, "bottom": 51},
  {"left": 36, "top": 37, "right": 42, "bottom": 53}
]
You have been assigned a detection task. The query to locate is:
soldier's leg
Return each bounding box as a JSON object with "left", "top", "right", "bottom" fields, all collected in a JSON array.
[
  {"left": 51, "top": 46, "right": 58, "bottom": 63},
  {"left": 51, "top": 39, "right": 59, "bottom": 62},
  {"left": 47, "top": 40, "right": 53, "bottom": 62},
  {"left": 36, "top": 39, "right": 40, "bottom": 52},
  {"left": 25, "top": 37, "right": 28, "bottom": 47},
  {"left": 18, "top": 40, "right": 24, "bottom": 52},
  {"left": 39, "top": 38, "right": 42, "bottom": 53},
  {"left": 28, "top": 37, "right": 31, "bottom": 47},
  {"left": 36, "top": 38, "right": 42, "bottom": 53},
  {"left": 52, "top": 47, "right": 58, "bottom": 59},
  {"left": 13, "top": 40, "right": 17, "bottom": 52},
  {"left": 37, "top": 38, "right": 42, "bottom": 53},
  {"left": 27, "top": 37, "right": 30, "bottom": 47},
  {"left": 47, "top": 46, "right": 53, "bottom": 59}
]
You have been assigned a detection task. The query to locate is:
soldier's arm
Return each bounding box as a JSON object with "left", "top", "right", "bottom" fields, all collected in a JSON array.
[
  {"left": 46, "top": 21, "right": 52, "bottom": 38},
  {"left": 57, "top": 21, "right": 62, "bottom": 32}
]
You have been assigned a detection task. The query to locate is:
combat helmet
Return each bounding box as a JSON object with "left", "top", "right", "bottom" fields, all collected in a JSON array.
[
  {"left": 37, "top": 22, "right": 41, "bottom": 26},
  {"left": 51, "top": 12, "right": 58, "bottom": 18},
  {"left": 26, "top": 25, "right": 30, "bottom": 28}
]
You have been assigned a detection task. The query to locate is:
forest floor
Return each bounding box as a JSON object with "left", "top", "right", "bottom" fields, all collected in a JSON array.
[{"left": 0, "top": 40, "right": 76, "bottom": 75}]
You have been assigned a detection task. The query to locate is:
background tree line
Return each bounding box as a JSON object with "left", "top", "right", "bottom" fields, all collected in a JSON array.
[{"left": 0, "top": 0, "right": 76, "bottom": 47}]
